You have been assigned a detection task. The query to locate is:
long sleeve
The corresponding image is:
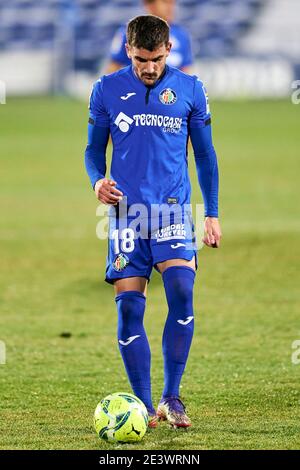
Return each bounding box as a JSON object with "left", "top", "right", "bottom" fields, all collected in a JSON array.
[
  {"left": 85, "top": 78, "right": 110, "bottom": 189},
  {"left": 190, "top": 125, "right": 219, "bottom": 217},
  {"left": 188, "top": 77, "right": 219, "bottom": 217},
  {"left": 85, "top": 123, "right": 109, "bottom": 189}
]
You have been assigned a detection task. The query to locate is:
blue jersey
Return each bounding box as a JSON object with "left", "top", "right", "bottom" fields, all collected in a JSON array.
[
  {"left": 88, "top": 65, "right": 212, "bottom": 212},
  {"left": 110, "top": 24, "right": 193, "bottom": 69}
]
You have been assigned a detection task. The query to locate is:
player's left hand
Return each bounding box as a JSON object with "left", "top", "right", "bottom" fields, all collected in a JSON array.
[{"left": 203, "top": 217, "right": 222, "bottom": 248}]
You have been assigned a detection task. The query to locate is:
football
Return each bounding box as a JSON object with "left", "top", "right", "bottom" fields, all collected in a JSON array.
[{"left": 94, "top": 392, "right": 148, "bottom": 443}]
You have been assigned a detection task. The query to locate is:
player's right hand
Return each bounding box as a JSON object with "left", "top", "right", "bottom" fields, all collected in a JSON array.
[{"left": 94, "top": 178, "right": 123, "bottom": 205}]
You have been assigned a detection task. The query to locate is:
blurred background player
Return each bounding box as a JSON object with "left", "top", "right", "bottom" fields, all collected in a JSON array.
[{"left": 106, "top": 0, "right": 193, "bottom": 73}]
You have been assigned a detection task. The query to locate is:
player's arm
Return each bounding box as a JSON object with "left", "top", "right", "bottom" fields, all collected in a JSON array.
[
  {"left": 190, "top": 125, "right": 221, "bottom": 247},
  {"left": 85, "top": 80, "right": 123, "bottom": 205},
  {"left": 180, "top": 28, "right": 193, "bottom": 73},
  {"left": 105, "top": 28, "right": 129, "bottom": 74},
  {"left": 189, "top": 79, "right": 222, "bottom": 248}
]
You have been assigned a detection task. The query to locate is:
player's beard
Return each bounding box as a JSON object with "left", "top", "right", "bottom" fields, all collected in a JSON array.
[{"left": 140, "top": 72, "right": 158, "bottom": 85}]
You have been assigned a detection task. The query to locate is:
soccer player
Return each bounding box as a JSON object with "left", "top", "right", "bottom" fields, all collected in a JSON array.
[
  {"left": 107, "top": 0, "right": 193, "bottom": 73},
  {"left": 85, "top": 15, "right": 221, "bottom": 428}
]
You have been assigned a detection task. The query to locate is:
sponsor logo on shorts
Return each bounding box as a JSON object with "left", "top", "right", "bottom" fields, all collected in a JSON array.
[
  {"left": 155, "top": 224, "right": 186, "bottom": 242},
  {"left": 112, "top": 253, "right": 129, "bottom": 272}
]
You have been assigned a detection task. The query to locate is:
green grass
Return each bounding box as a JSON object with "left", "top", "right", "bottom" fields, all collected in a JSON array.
[{"left": 0, "top": 97, "right": 300, "bottom": 450}]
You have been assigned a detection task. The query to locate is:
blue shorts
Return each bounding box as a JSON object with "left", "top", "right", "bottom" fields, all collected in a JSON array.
[{"left": 105, "top": 210, "right": 198, "bottom": 284}]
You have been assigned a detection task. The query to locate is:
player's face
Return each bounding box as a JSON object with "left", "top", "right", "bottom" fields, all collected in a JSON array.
[
  {"left": 126, "top": 42, "right": 172, "bottom": 86},
  {"left": 145, "top": 0, "right": 176, "bottom": 23}
]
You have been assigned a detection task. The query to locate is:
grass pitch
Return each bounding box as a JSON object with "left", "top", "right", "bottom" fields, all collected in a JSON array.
[{"left": 0, "top": 97, "right": 299, "bottom": 450}]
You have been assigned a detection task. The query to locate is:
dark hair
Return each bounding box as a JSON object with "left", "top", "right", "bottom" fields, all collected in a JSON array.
[{"left": 126, "top": 15, "right": 169, "bottom": 51}]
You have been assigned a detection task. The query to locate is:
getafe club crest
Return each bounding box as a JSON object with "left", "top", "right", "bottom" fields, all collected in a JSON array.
[
  {"left": 159, "top": 88, "right": 177, "bottom": 105},
  {"left": 113, "top": 253, "right": 129, "bottom": 272}
]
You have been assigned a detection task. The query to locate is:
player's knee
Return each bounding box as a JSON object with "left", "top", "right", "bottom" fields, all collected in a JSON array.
[
  {"left": 115, "top": 291, "right": 146, "bottom": 334},
  {"left": 162, "top": 266, "right": 195, "bottom": 311},
  {"left": 172, "top": 280, "right": 193, "bottom": 306}
]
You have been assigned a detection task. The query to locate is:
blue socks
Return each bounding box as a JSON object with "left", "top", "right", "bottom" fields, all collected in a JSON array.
[
  {"left": 162, "top": 266, "right": 195, "bottom": 399},
  {"left": 115, "top": 267, "right": 195, "bottom": 410},
  {"left": 115, "top": 290, "right": 154, "bottom": 414}
]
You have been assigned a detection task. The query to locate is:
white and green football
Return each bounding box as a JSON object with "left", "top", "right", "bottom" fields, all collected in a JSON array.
[{"left": 94, "top": 392, "right": 148, "bottom": 443}]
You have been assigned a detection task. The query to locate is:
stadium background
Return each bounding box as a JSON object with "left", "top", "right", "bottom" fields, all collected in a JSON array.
[{"left": 0, "top": 0, "right": 300, "bottom": 450}]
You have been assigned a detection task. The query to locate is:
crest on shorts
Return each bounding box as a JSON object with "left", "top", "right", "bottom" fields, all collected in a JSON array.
[
  {"left": 159, "top": 88, "right": 177, "bottom": 105},
  {"left": 113, "top": 253, "right": 129, "bottom": 272}
]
